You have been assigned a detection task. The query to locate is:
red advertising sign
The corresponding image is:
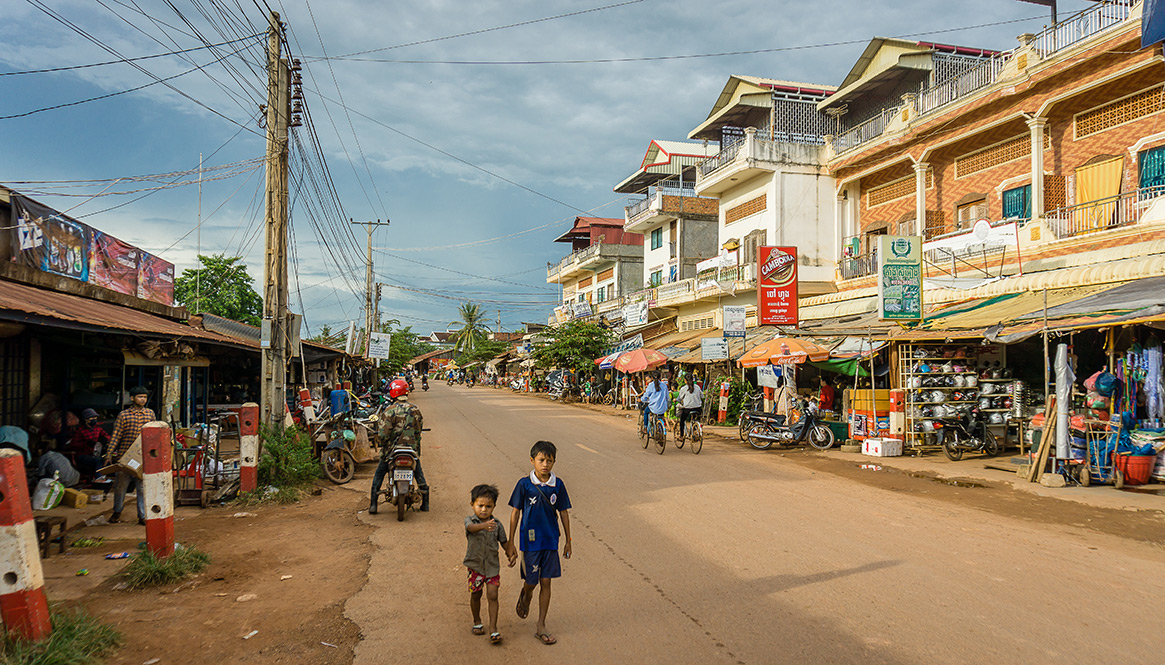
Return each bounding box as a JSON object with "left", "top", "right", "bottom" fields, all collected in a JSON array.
[
  {"left": 757, "top": 246, "right": 798, "bottom": 326},
  {"left": 136, "top": 252, "right": 175, "bottom": 306},
  {"left": 89, "top": 230, "right": 140, "bottom": 296}
]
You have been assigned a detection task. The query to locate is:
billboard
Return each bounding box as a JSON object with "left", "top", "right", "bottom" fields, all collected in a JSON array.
[
  {"left": 757, "top": 246, "right": 798, "bottom": 326},
  {"left": 876, "top": 235, "right": 922, "bottom": 320},
  {"left": 367, "top": 332, "right": 392, "bottom": 359},
  {"left": 9, "top": 194, "right": 175, "bottom": 306},
  {"left": 722, "top": 305, "right": 747, "bottom": 338}
]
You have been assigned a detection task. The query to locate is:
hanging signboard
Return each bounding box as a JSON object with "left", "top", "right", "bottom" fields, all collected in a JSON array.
[
  {"left": 12, "top": 195, "right": 90, "bottom": 282},
  {"left": 89, "top": 230, "right": 139, "bottom": 296},
  {"left": 572, "top": 300, "right": 592, "bottom": 318},
  {"left": 367, "top": 331, "right": 392, "bottom": 359},
  {"left": 622, "top": 300, "right": 648, "bottom": 327},
  {"left": 701, "top": 337, "right": 729, "bottom": 361},
  {"left": 722, "top": 305, "right": 747, "bottom": 338},
  {"left": 136, "top": 251, "right": 175, "bottom": 306},
  {"left": 876, "top": 235, "right": 923, "bottom": 320},
  {"left": 757, "top": 246, "right": 798, "bottom": 326},
  {"left": 608, "top": 333, "right": 643, "bottom": 355},
  {"left": 757, "top": 365, "right": 781, "bottom": 388}
]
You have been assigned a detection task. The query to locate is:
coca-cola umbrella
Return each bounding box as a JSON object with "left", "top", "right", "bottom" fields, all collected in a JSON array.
[
  {"left": 737, "top": 337, "right": 831, "bottom": 368},
  {"left": 614, "top": 348, "right": 669, "bottom": 374}
]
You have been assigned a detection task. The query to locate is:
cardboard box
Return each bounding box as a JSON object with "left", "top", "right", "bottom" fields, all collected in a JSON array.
[
  {"left": 862, "top": 437, "right": 903, "bottom": 457},
  {"left": 97, "top": 435, "right": 143, "bottom": 479},
  {"left": 61, "top": 487, "right": 88, "bottom": 509}
]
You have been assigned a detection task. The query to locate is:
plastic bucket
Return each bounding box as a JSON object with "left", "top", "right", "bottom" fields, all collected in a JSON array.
[{"left": 1117, "top": 454, "right": 1155, "bottom": 486}]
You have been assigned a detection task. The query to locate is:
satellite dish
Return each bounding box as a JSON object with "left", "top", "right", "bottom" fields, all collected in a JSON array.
[{"left": 973, "top": 219, "right": 992, "bottom": 241}]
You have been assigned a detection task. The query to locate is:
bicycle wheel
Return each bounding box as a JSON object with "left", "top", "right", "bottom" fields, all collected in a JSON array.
[
  {"left": 674, "top": 418, "right": 685, "bottom": 449},
  {"left": 639, "top": 416, "right": 649, "bottom": 448},
  {"left": 689, "top": 421, "right": 703, "bottom": 454},
  {"left": 653, "top": 416, "right": 666, "bottom": 454}
]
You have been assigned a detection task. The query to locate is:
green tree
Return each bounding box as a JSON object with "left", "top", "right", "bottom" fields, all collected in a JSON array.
[
  {"left": 449, "top": 302, "right": 490, "bottom": 355},
  {"left": 532, "top": 320, "right": 614, "bottom": 373},
  {"left": 175, "top": 254, "right": 263, "bottom": 326},
  {"left": 381, "top": 324, "right": 435, "bottom": 375},
  {"left": 457, "top": 338, "right": 508, "bottom": 367}
]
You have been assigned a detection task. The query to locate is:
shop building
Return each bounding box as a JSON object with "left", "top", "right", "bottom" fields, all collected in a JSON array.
[{"left": 547, "top": 216, "right": 643, "bottom": 323}]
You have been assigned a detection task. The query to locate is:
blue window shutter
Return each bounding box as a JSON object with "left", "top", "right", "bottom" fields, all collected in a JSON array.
[
  {"left": 1139, "top": 146, "right": 1165, "bottom": 190},
  {"left": 1002, "top": 185, "right": 1031, "bottom": 220}
]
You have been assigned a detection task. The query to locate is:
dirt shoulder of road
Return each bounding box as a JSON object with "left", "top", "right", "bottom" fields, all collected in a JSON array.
[
  {"left": 40, "top": 481, "right": 372, "bottom": 665},
  {"left": 506, "top": 388, "right": 1165, "bottom": 548}
]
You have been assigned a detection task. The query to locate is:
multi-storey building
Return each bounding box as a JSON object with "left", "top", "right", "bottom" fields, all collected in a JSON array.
[{"left": 547, "top": 216, "right": 643, "bottom": 323}]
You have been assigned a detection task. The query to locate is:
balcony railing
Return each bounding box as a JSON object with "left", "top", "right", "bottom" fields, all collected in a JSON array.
[
  {"left": 914, "top": 53, "right": 1007, "bottom": 117},
  {"left": 547, "top": 240, "right": 605, "bottom": 278},
  {"left": 626, "top": 196, "right": 651, "bottom": 220},
  {"left": 839, "top": 250, "right": 878, "bottom": 280},
  {"left": 1045, "top": 185, "right": 1165, "bottom": 239},
  {"left": 1035, "top": 0, "right": 1134, "bottom": 57},
  {"left": 834, "top": 107, "right": 901, "bottom": 154},
  {"left": 697, "top": 135, "right": 745, "bottom": 177}
]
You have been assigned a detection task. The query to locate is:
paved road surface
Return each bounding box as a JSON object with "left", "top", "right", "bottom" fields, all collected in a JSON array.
[{"left": 344, "top": 383, "right": 1165, "bottom": 664}]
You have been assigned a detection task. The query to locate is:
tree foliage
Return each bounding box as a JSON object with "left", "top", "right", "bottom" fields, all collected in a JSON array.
[
  {"left": 381, "top": 324, "right": 435, "bottom": 375},
  {"left": 449, "top": 302, "right": 490, "bottom": 355},
  {"left": 457, "top": 338, "right": 508, "bottom": 368},
  {"left": 175, "top": 254, "right": 263, "bottom": 326},
  {"left": 532, "top": 320, "right": 614, "bottom": 374}
]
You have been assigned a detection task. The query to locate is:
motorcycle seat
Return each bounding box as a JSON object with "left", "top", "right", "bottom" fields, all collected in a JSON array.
[{"left": 746, "top": 411, "right": 786, "bottom": 425}]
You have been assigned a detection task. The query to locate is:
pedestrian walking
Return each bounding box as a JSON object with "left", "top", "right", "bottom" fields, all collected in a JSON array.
[
  {"left": 106, "top": 386, "right": 155, "bottom": 524},
  {"left": 464, "top": 484, "right": 517, "bottom": 645}
]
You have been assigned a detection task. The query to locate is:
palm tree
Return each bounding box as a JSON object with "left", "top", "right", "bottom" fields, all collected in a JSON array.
[{"left": 449, "top": 302, "right": 489, "bottom": 356}]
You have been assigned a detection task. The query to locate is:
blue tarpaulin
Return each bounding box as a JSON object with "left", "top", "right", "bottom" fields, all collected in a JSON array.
[{"left": 1144, "top": 0, "right": 1165, "bottom": 48}]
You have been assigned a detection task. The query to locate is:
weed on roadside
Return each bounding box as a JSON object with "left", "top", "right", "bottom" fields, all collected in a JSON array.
[
  {"left": 121, "top": 546, "right": 211, "bottom": 589},
  {"left": 257, "top": 424, "right": 318, "bottom": 490},
  {"left": 0, "top": 607, "right": 121, "bottom": 665}
]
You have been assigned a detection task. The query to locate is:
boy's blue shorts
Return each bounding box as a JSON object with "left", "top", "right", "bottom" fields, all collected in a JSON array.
[{"left": 520, "top": 550, "right": 561, "bottom": 584}]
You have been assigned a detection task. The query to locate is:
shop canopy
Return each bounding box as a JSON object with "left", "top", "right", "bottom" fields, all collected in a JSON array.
[
  {"left": 809, "top": 358, "right": 870, "bottom": 377},
  {"left": 828, "top": 337, "right": 887, "bottom": 359},
  {"left": 738, "top": 337, "right": 831, "bottom": 367},
  {"left": 670, "top": 326, "right": 782, "bottom": 364}
]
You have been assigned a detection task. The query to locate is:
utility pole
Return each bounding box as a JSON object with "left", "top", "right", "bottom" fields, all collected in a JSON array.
[
  {"left": 497, "top": 309, "right": 502, "bottom": 334},
  {"left": 351, "top": 219, "right": 390, "bottom": 356},
  {"left": 260, "top": 11, "right": 291, "bottom": 429}
]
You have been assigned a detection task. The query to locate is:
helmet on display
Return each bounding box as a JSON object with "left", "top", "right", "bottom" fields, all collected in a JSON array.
[
  {"left": 943, "top": 375, "right": 956, "bottom": 387},
  {"left": 918, "top": 363, "right": 931, "bottom": 373},
  {"left": 941, "top": 362, "right": 954, "bottom": 373},
  {"left": 981, "top": 383, "right": 995, "bottom": 395},
  {"left": 389, "top": 378, "right": 410, "bottom": 398},
  {"left": 1002, "top": 367, "right": 1013, "bottom": 378},
  {"left": 965, "top": 375, "right": 978, "bottom": 387},
  {"left": 921, "top": 420, "right": 936, "bottom": 432},
  {"left": 952, "top": 364, "right": 966, "bottom": 374},
  {"left": 930, "top": 390, "right": 946, "bottom": 403},
  {"left": 914, "top": 349, "right": 929, "bottom": 358},
  {"left": 954, "top": 375, "right": 965, "bottom": 387},
  {"left": 989, "top": 412, "right": 1005, "bottom": 424},
  {"left": 910, "top": 376, "right": 922, "bottom": 389},
  {"left": 1003, "top": 398, "right": 1013, "bottom": 409},
  {"left": 979, "top": 397, "right": 992, "bottom": 409},
  {"left": 994, "top": 396, "right": 1008, "bottom": 409},
  {"left": 921, "top": 406, "right": 935, "bottom": 418}
]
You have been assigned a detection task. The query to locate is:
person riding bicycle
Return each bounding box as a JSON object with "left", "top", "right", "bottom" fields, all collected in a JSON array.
[
  {"left": 640, "top": 371, "right": 669, "bottom": 436},
  {"left": 676, "top": 374, "right": 704, "bottom": 439},
  {"left": 370, "top": 378, "right": 428, "bottom": 514}
]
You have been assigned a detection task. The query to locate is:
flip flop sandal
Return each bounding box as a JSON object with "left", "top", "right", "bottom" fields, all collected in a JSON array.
[
  {"left": 471, "top": 624, "right": 485, "bottom": 635},
  {"left": 516, "top": 593, "right": 531, "bottom": 619},
  {"left": 490, "top": 633, "right": 503, "bottom": 645},
  {"left": 535, "top": 632, "right": 557, "bottom": 645}
]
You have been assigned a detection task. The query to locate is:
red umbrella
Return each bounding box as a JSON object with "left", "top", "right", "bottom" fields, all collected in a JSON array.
[{"left": 614, "top": 348, "right": 668, "bottom": 374}]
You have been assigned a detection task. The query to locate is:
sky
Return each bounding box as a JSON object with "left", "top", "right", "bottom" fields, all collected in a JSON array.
[{"left": 0, "top": 0, "right": 1102, "bottom": 338}]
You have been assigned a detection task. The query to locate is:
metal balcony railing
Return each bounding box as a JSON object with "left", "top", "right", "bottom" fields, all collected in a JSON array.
[
  {"left": 833, "top": 107, "right": 901, "bottom": 154},
  {"left": 697, "top": 135, "right": 746, "bottom": 177},
  {"left": 914, "top": 54, "right": 1007, "bottom": 117},
  {"left": 625, "top": 196, "right": 651, "bottom": 220},
  {"left": 1045, "top": 185, "right": 1165, "bottom": 239},
  {"left": 655, "top": 278, "right": 694, "bottom": 303},
  {"left": 1035, "top": 1, "right": 1134, "bottom": 57}
]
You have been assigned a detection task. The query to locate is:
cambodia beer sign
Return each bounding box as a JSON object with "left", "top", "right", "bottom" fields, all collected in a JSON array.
[
  {"left": 757, "top": 246, "right": 798, "bottom": 326},
  {"left": 877, "top": 235, "right": 922, "bottom": 320}
]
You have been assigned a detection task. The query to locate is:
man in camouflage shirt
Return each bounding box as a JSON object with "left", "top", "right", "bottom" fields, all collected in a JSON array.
[{"left": 370, "top": 379, "right": 429, "bottom": 514}]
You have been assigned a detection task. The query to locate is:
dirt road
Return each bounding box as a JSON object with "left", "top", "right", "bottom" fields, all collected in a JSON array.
[{"left": 346, "top": 383, "right": 1165, "bottom": 664}]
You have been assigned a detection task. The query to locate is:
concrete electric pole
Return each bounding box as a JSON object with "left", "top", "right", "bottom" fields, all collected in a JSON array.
[
  {"left": 351, "top": 219, "right": 390, "bottom": 356},
  {"left": 260, "top": 11, "right": 292, "bottom": 429}
]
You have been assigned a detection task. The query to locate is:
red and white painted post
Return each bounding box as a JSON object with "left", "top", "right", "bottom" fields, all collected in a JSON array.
[
  {"left": 239, "top": 402, "right": 259, "bottom": 494},
  {"left": 0, "top": 449, "right": 52, "bottom": 641},
  {"left": 141, "top": 422, "right": 174, "bottom": 558},
  {"left": 298, "top": 388, "right": 316, "bottom": 422}
]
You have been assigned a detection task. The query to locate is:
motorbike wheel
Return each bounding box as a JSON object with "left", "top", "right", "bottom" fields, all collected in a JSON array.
[
  {"left": 942, "top": 433, "right": 964, "bottom": 461},
  {"left": 746, "top": 424, "right": 773, "bottom": 451},
  {"left": 321, "top": 449, "right": 356, "bottom": 484},
  {"left": 397, "top": 494, "right": 407, "bottom": 521},
  {"left": 739, "top": 417, "right": 750, "bottom": 441},
  {"left": 982, "top": 431, "right": 1000, "bottom": 457},
  {"left": 808, "top": 424, "right": 835, "bottom": 450}
]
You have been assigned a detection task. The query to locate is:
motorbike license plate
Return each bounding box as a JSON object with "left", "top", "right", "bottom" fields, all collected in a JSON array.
[{"left": 393, "top": 469, "right": 413, "bottom": 482}]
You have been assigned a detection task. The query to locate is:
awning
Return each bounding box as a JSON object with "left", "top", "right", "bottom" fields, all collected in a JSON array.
[
  {"left": 829, "top": 337, "right": 888, "bottom": 359},
  {"left": 670, "top": 326, "right": 783, "bottom": 364},
  {"left": 809, "top": 358, "right": 870, "bottom": 377},
  {"left": 0, "top": 279, "right": 247, "bottom": 349},
  {"left": 1022, "top": 276, "right": 1165, "bottom": 320}
]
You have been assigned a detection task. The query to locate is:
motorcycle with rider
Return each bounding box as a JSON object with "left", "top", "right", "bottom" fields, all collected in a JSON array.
[{"left": 369, "top": 378, "right": 429, "bottom": 517}]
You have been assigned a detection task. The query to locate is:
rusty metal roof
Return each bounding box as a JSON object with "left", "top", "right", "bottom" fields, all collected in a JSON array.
[{"left": 0, "top": 279, "right": 247, "bottom": 348}]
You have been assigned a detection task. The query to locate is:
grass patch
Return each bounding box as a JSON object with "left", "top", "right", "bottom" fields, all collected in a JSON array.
[
  {"left": 69, "top": 537, "right": 104, "bottom": 549},
  {"left": 121, "top": 546, "right": 211, "bottom": 589},
  {"left": 257, "top": 425, "right": 318, "bottom": 490},
  {"left": 1, "top": 607, "right": 121, "bottom": 665},
  {"left": 232, "top": 485, "right": 303, "bottom": 506}
]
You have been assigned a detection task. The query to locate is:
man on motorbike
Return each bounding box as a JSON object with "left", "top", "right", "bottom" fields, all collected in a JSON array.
[{"left": 369, "top": 379, "right": 429, "bottom": 514}]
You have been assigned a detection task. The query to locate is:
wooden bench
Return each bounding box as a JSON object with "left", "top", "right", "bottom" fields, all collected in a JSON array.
[{"left": 33, "top": 516, "right": 67, "bottom": 558}]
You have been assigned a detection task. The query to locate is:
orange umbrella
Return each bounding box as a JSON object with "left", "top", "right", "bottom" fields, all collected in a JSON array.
[
  {"left": 614, "top": 348, "right": 669, "bottom": 374},
  {"left": 737, "top": 337, "right": 831, "bottom": 368}
]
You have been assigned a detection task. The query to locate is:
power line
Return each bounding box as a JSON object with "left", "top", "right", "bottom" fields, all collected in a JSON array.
[
  {"left": 0, "top": 33, "right": 261, "bottom": 76},
  {"left": 317, "top": 16, "right": 1047, "bottom": 66},
  {"left": 377, "top": 251, "right": 554, "bottom": 291}
]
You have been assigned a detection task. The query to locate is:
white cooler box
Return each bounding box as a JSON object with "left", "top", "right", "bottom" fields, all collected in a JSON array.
[{"left": 862, "top": 437, "right": 903, "bottom": 457}]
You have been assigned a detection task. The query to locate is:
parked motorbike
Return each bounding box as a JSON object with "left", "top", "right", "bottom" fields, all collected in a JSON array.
[
  {"left": 934, "top": 407, "right": 999, "bottom": 461},
  {"left": 736, "top": 393, "right": 767, "bottom": 440},
  {"left": 745, "top": 398, "right": 835, "bottom": 451}
]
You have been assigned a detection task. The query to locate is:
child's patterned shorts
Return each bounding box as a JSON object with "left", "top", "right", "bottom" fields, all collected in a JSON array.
[{"left": 467, "top": 568, "right": 501, "bottom": 592}]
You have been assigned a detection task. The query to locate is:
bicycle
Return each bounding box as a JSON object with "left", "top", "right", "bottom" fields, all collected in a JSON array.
[
  {"left": 648, "top": 412, "right": 667, "bottom": 454},
  {"left": 674, "top": 410, "right": 704, "bottom": 454}
]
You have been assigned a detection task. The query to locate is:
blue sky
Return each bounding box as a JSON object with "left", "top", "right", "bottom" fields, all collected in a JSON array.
[{"left": 0, "top": 0, "right": 1098, "bottom": 337}]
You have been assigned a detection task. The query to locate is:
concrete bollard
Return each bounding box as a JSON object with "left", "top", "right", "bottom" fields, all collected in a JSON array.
[
  {"left": 0, "top": 449, "right": 52, "bottom": 641},
  {"left": 141, "top": 422, "right": 174, "bottom": 558},
  {"left": 239, "top": 403, "right": 259, "bottom": 494}
]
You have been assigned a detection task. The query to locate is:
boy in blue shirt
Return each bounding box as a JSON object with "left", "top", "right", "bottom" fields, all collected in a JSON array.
[{"left": 508, "top": 440, "right": 572, "bottom": 646}]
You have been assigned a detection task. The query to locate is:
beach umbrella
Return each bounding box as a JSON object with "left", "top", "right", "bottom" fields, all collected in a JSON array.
[
  {"left": 737, "top": 337, "right": 831, "bottom": 368},
  {"left": 614, "top": 348, "right": 669, "bottom": 374},
  {"left": 595, "top": 351, "right": 623, "bottom": 369}
]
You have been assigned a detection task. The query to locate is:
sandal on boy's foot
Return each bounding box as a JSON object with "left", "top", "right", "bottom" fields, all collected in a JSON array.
[
  {"left": 535, "top": 631, "right": 557, "bottom": 645},
  {"left": 490, "top": 632, "right": 503, "bottom": 645},
  {"left": 515, "top": 592, "right": 531, "bottom": 619},
  {"left": 471, "top": 624, "right": 485, "bottom": 635}
]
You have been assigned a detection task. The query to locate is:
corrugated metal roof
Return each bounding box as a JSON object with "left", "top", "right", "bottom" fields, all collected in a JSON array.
[{"left": 0, "top": 279, "right": 245, "bottom": 347}]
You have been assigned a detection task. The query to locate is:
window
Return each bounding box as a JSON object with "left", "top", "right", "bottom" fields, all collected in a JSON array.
[
  {"left": 742, "top": 228, "right": 768, "bottom": 266},
  {"left": 649, "top": 269, "right": 663, "bottom": 287},
  {"left": 650, "top": 227, "right": 663, "bottom": 250},
  {"left": 897, "top": 219, "right": 917, "bottom": 236},
  {"left": 596, "top": 286, "right": 606, "bottom": 303},
  {"left": 1139, "top": 145, "right": 1165, "bottom": 191},
  {"left": 1001, "top": 185, "right": 1031, "bottom": 220},
  {"left": 956, "top": 199, "right": 988, "bottom": 230}
]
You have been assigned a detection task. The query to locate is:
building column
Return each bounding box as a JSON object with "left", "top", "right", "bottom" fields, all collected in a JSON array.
[
  {"left": 1027, "top": 117, "right": 1048, "bottom": 220},
  {"left": 913, "top": 161, "right": 929, "bottom": 234}
]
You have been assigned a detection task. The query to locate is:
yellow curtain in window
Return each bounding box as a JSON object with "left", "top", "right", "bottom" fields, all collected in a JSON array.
[{"left": 1076, "top": 156, "right": 1123, "bottom": 229}]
